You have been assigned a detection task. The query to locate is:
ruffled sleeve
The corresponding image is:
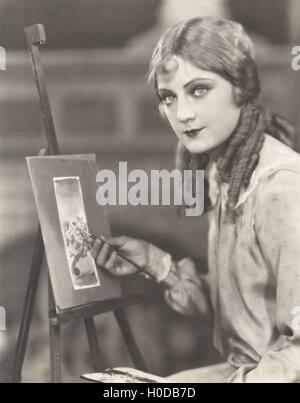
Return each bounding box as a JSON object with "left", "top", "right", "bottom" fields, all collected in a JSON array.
[
  {"left": 145, "top": 243, "right": 213, "bottom": 321},
  {"left": 161, "top": 256, "right": 213, "bottom": 322}
]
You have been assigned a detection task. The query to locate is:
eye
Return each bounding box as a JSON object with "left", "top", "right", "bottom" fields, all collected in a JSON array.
[
  {"left": 192, "top": 86, "right": 208, "bottom": 97},
  {"left": 161, "top": 94, "right": 177, "bottom": 106}
]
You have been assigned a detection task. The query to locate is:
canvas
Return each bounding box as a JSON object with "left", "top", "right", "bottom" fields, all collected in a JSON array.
[{"left": 27, "top": 154, "right": 121, "bottom": 310}]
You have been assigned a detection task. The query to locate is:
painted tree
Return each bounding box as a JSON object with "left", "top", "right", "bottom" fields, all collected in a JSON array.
[{"left": 63, "top": 216, "right": 93, "bottom": 277}]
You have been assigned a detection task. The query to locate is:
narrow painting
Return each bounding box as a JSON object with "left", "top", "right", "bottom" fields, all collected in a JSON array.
[{"left": 54, "top": 177, "right": 100, "bottom": 290}]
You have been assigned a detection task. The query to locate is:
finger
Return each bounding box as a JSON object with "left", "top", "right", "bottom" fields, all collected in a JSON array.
[
  {"left": 108, "top": 236, "right": 129, "bottom": 249},
  {"left": 86, "top": 236, "right": 94, "bottom": 248},
  {"left": 99, "top": 236, "right": 113, "bottom": 250},
  {"left": 105, "top": 260, "right": 137, "bottom": 276},
  {"left": 96, "top": 242, "right": 111, "bottom": 267},
  {"left": 114, "top": 256, "right": 138, "bottom": 275},
  {"left": 90, "top": 238, "right": 102, "bottom": 259},
  {"left": 104, "top": 250, "right": 117, "bottom": 270}
]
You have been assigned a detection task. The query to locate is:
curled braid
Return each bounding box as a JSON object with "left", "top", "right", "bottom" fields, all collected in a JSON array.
[
  {"left": 176, "top": 103, "right": 295, "bottom": 222},
  {"left": 217, "top": 105, "right": 255, "bottom": 175},
  {"left": 218, "top": 104, "right": 294, "bottom": 222},
  {"left": 220, "top": 105, "right": 267, "bottom": 221}
]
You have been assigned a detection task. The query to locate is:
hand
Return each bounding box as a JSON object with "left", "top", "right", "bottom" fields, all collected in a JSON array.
[{"left": 90, "top": 235, "right": 150, "bottom": 276}]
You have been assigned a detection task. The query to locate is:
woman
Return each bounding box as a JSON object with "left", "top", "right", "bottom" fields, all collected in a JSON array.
[{"left": 91, "top": 17, "right": 300, "bottom": 382}]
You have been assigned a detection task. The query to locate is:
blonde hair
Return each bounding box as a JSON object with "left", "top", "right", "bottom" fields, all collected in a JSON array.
[{"left": 148, "top": 16, "right": 259, "bottom": 106}]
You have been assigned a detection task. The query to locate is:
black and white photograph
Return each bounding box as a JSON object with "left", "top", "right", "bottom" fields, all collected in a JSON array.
[{"left": 0, "top": 0, "right": 300, "bottom": 384}]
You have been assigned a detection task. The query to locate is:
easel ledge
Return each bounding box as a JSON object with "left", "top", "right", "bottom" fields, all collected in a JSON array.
[{"left": 49, "top": 295, "right": 142, "bottom": 326}]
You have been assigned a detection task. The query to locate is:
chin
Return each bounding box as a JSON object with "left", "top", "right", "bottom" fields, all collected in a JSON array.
[{"left": 183, "top": 141, "right": 211, "bottom": 155}]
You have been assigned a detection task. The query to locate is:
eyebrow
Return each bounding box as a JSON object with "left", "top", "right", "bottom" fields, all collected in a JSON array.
[{"left": 158, "top": 78, "right": 215, "bottom": 92}]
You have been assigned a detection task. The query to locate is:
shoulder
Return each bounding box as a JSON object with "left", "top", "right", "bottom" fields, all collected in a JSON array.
[
  {"left": 256, "top": 134, "right": 300, "bottom": 197},
  {"left": 254, "top": 167, "right": 300, "bottom": 219},
  {"left": 253, "top": 168, "right": 300, "bottom": 262},
  {"left": 256, "top": 134, "right": 300, "bottom": 171},
  {"left": 235, "top": 134, "right": 300, "bottom": 209}
]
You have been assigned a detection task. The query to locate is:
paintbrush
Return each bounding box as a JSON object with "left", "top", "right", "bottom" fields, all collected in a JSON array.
[{"left": 71, "top": 221, "right": 156, "bottom": 279}]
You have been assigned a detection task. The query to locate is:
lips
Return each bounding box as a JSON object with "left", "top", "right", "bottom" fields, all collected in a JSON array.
[{"left": 184, "top": 128, "right": 204, "bottom": 138}]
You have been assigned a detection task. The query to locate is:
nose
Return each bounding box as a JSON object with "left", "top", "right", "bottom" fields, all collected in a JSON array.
[{"left": 176, "top": 96, "right": 196, "bottom": 123}]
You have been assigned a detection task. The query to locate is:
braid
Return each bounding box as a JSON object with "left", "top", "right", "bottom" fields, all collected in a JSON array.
[
  {"left": 224, "top": 106, "right": 267, "bottom": 214},
  {"left": 217, "top": 105, "right": 255, "bottom": 175},
  {"left": 242, "top": 152, "right": 261, "bottom": 189},
  {"left": 176, "top": 102, "right": 295, "bottom": 222},
  {"left": 215, "top": 104, "right": 294, "bottom": 222}
]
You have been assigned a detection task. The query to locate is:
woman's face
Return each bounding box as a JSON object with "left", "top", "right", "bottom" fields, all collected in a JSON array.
[{"left": 156, "top": 56, "right": 241, "bottom": 157}]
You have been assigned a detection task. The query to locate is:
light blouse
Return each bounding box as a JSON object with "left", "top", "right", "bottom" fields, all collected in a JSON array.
[{"left": 157, "top": 134, "right": 300, "bottom": 383}]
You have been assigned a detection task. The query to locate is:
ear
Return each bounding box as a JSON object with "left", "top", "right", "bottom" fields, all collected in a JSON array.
[{"left": 233, "top": 86, "right": 244, "bottom": 107}]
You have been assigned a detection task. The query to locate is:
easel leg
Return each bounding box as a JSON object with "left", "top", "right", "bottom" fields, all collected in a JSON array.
[
  {"left": 114, "top": 308, "right": 147, "bottom": 372},
  {"left": 84, "top": 318, "right": 102, "bottom": 372},
  {"left": 49, "top": 280, "right": 62, "bottom": 383},
  {"left": 10, "top": 226, "right": 44, "bottom": 383}
]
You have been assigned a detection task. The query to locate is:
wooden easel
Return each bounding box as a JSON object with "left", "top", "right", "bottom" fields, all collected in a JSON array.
[{"left": 10, "top": 24, "right": 147, "bottom": 383}]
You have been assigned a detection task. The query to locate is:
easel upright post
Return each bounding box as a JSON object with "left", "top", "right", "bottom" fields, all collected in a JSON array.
[
  {"left": 11, "top": 227, "right": 45, "bottom": 382},
  {"left": 11, "top": 24, "right": 60, "bottom": 383},
  {"left": 49, "top": 277, "right": 62, "bottom": 383},
  {"left": 25, "top": 24, "right": 59, "bottom": 154}
]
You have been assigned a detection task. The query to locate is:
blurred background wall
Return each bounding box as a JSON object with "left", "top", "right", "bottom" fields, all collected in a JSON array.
[{"left": 0, "top": 0, "right": 299, "bottom": 382}]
